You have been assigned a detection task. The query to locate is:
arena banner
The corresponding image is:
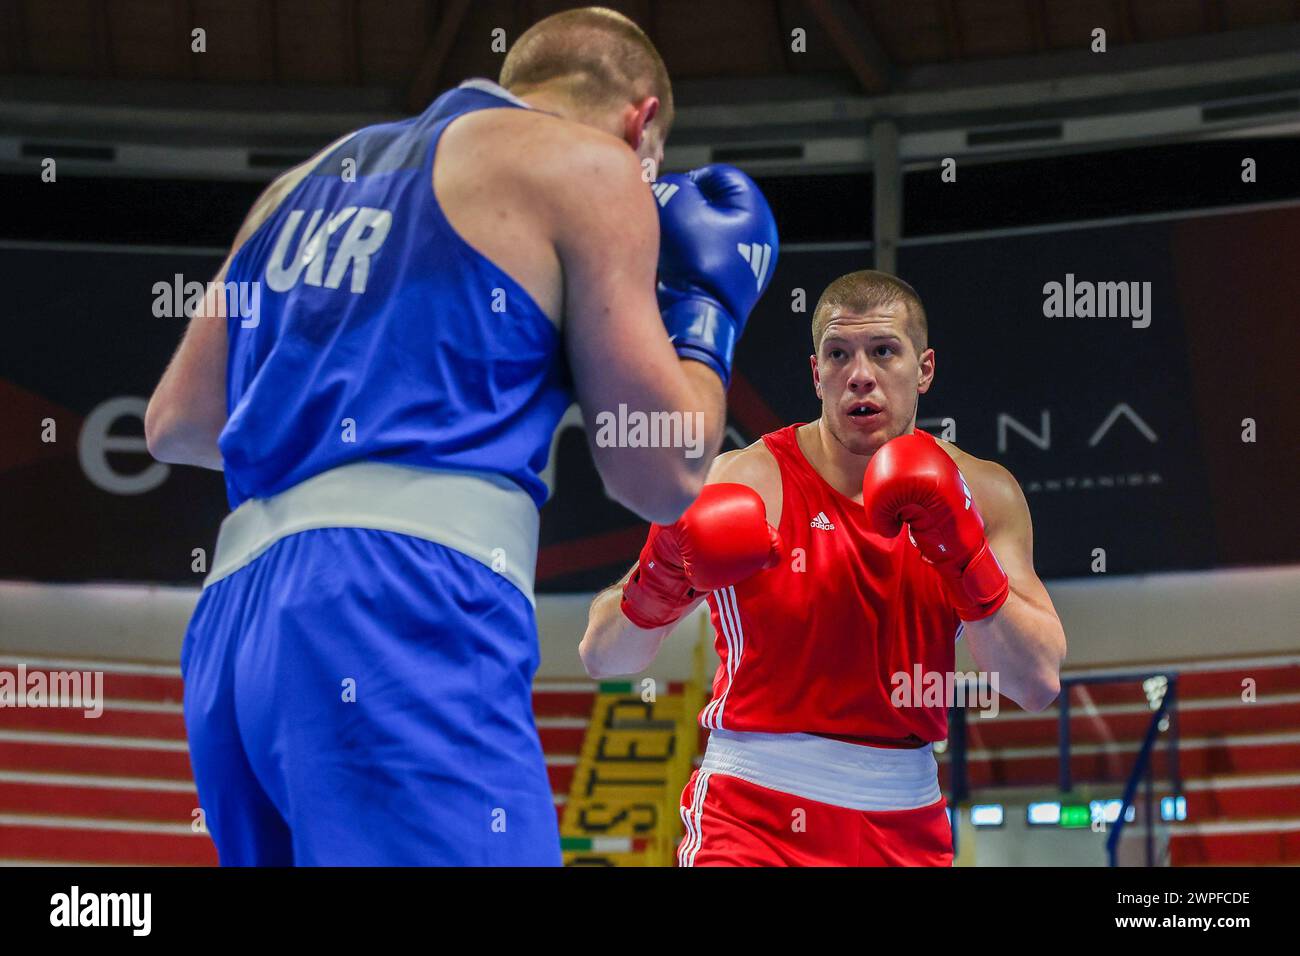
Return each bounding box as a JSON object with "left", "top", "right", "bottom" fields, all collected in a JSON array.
[
  {"left": 1, "top": 243, "right": 230, "bottom": 584},
  {"left": 540, "top": 203, "right": 1298, "bottom": 589},
  {"left": 1, "top": 202, "right": 1296, "bottom": 589},
  {"left": 898, "top": 202, "right": 1297, "bottom": 580}
]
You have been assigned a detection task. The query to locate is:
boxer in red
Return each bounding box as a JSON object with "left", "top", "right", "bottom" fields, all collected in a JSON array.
[{"left": 580, "top": 269, "right": 1067, "bottom": 866}]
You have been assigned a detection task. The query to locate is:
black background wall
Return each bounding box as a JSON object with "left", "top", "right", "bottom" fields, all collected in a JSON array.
[{"left": 2, "top": 137, "right": 1296, "bottom": 589}]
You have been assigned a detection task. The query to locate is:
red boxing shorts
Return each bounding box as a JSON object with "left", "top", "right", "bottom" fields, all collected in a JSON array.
[{"left": 676, "top": 730, "right": 953, "bottom": 867}]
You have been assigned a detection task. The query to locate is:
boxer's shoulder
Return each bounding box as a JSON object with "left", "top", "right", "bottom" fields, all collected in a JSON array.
[
  {"left": 706, "top": 440, "right": 783, "bottom": 527},
  {"left": 229, "top": 131, "right": 359, "bottom": 259},
  {"left": 433, "top": 111, "right": 644, "bottom": 325},
  {"left": 706, "top": 439, "right": 778, "bottom": 486},
  {"left": 443, "top": 106, "right": 643, "bottom": 195},
  {"left": 933, "top": 437, "right": 1027, "bottom": 534},
  {"left": 438, "top": 107, "right": 653, "bottom": 271}
]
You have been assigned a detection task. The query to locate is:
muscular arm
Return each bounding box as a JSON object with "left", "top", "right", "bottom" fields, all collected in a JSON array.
[
  {"left": 962, "top": 462, "right": 1067, "bottom": 711},
  {"left": 579, "top": 444, "right": 780, "bottom": 678},
  {"left": 145, "top": 135, "right": 352, "bottom": 469},
  {"left": 548, "top": 137, "right": 726, "bottom": 524},
  {"left": 581, "top": 565, "right": 705, "bottom": 680},
  {"left": 144, "top": 257, "right": 232, "bottom": 470},
  {"left": 145, "top": 180, "right": 286, "bottom": 469}
]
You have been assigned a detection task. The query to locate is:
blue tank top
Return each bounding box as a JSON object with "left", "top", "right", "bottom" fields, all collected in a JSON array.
[{"left": 219, "top": 79, "right": 571, "bottom": 510}]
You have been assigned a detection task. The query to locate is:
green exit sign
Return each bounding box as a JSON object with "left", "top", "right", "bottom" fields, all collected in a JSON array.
[{"left": 1059, "top": 805, "right": 1091, "bottom": 828}]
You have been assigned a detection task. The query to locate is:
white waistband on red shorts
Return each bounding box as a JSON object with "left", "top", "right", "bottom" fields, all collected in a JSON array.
[
  {"left": 700, "top": 728, "right": 941, "bottom": 812},
  {"left": 205, "top": 461, "right": 539, "bottom": 604}
]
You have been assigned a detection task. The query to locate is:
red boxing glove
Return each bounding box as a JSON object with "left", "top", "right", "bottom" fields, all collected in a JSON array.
[
  {"left": 862, "top": 430, "right": 1010, "bottom": 622},
  {"left": 621, "top": 483, "right": 783, "bottom": 629}
]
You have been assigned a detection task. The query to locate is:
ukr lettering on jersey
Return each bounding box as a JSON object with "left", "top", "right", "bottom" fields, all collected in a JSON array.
[{"left": 265, "top": 206, "right": 393, "bottom": 294}]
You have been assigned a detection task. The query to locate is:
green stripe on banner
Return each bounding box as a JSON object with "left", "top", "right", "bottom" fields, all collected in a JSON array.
[
  {"left": 561, "top": 837, "right": 637, "bottom": 853},
  {"left": 562, "top": 836, "right": 637, "bottom": 852},
  {"left": 598, "top": 681, "right": 634, "bottom": 693}
]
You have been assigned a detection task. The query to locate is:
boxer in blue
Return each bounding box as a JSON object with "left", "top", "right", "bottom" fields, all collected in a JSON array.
[{"left": 145, "top": 7, "right": 778, "bottom": 865}]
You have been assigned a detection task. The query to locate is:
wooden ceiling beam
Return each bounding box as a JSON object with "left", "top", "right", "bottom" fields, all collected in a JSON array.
[
  {"left": 1201, "top": 0, "right": 1226, "bottom": 33},
  {"left": 406, "top": 0, "right": 471, "bottom": 113},
  {"left": 802, "top": 0, "right": 895, "bottom": 93},
  {"left": 1026, "top": 0, "right": 1048, "bottom": 51},
  {"left": 1113, "top": 0, "right": 1139, "bottom": 44},
  {"left": 939, "top": 0, "right": 963, "bottom": 60},
  {"left": 4, "top": 0, "right": 30, "bottom": 73},
  {"left": 259, "top": 0, "right": 279, "bottom": 85},
  {"left": 772, "top": 0, "right": 793, "bottom": 75},
  {"left": 347, "top": 0, "right": 362, "bottom": 85},
  {"left": 92, "top": 0, "right": 115, "bottom": 76},
  {"left": 184, "top": 0, "right": 196, "bottom": 80}
]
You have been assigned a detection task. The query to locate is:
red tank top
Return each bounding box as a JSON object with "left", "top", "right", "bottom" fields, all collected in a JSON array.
[{"left": 700, "top": 424, "right": 963, "bottom": 744}]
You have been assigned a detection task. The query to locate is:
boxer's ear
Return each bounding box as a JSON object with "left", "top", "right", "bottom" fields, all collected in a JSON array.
[
  {"left": 917, "top": 347, "right": 936, "bottom": 393},
  {"left": 641, "top": 97, "right": 660, "bottom": 129},
  {"left": 624, "top": 96, "right": 660, "bottom": 151}
]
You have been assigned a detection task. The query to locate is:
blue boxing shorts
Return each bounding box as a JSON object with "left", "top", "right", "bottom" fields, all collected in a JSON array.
[{"left": 180, "top": 464, "right": 561, "bottom": 866}]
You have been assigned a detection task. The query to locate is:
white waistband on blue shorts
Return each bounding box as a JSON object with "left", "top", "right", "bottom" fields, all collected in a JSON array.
[
  {"left": 204, "top": 461, "right": 539, "bottom": 605},
  {"left": 700, "top": 729, "right": 941, "bottom": 812}
]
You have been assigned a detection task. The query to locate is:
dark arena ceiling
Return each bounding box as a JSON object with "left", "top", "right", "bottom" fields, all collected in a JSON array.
[{"left": 2, "top": 1, "right": 1298, "bottom": 174}]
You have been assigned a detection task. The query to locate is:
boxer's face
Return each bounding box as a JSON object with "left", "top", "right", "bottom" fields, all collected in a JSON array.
[{"left": 810, "top": 304, "right": 935, "bottom": 456}]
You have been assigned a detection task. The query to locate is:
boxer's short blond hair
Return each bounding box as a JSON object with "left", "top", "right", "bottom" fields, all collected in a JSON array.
[
  {"left": 811, "top": 270, "right": 928, "bottom": 356},
  {"left": 499, "top": 6, "right": 674, "bottom": 134}
]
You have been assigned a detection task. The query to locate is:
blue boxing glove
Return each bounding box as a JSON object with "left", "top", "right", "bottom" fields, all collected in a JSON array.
[{"left": 653, "top": 165, "right": 779, "bottom": 387}]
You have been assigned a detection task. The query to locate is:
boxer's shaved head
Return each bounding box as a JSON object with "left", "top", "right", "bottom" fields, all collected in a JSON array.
[
  {"left": 500, "top": 6, "right": 674, "bottom": 135},
  {"left": 812, "top": 270, "right": 928, "bottom": 355}
]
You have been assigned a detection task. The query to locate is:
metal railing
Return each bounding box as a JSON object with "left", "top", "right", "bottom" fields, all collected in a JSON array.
[
  {"left": 946, "top": 670, "right": 1182, "bottom": 866},
  {"left": 1099, "top": 673, "right": 1181, "bottom": 866}
]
